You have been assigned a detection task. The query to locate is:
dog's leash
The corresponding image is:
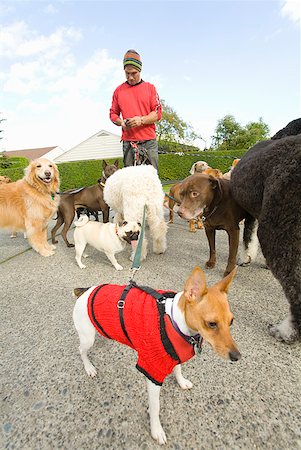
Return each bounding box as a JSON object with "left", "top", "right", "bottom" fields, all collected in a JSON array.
[{"left": 129, "top": 204, "right": 146, "bottom": 282}]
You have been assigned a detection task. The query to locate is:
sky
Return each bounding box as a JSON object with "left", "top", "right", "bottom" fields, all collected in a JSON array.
[{"left": 0, "top": 0, "right": 300, "bottom": 152}]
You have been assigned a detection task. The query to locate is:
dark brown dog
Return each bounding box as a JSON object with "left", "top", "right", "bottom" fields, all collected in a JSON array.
[
  {"left": 165, "top": 182, "right": 203, "bottom": 232},
  {"left": 51, "top": 160, "right": 119, "bottom": 247},
  {"left": 166, "top": 168, "right": 224, "bottom": 232},
  {"left": 177, "top": 174, "right": 247, "bottom": 276}
]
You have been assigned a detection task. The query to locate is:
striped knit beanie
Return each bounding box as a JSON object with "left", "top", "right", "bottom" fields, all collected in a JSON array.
[{"left": 123, "top": 49, "right": 142, "bottom": 71}]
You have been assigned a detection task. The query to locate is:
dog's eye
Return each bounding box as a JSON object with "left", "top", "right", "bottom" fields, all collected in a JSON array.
[
  {"left": 49, "top": 164, "right": 53, "bottom": 168},
  {"left": 191, "top": 192, "right": 199, "bottom": 198},
  {"left": 208, "top": 322, "right": 217, "bottom": 329},
  {"left": 122, "top": 221, "right": 128, "bottom": 226},
  {"left": 37, "top": 164, "right": 41, "bottom": 168},
  {"left": 137, "top": 222, "right": 141, "bottom": 227}
]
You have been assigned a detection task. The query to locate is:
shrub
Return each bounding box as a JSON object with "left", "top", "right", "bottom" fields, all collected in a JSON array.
[
  {"left": 0, "top": 156, "right": 29, "bottom": 180},
  {"left": 0, "top": 151, "right": 247, "bottom": 189}
]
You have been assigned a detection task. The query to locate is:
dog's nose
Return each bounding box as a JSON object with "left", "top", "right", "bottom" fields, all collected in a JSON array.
[
  {"left": 45, "top": 171, "right": 51, "bottom": 177},
  {"left": 229, "top": 350, "right": 241, "bottom": 362},
  {"left": 177, "top": 210, "right": 183, "bottom": 218}
]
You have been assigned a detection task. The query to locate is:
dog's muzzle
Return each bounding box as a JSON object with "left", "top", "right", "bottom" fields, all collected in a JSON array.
[
  {"left": 123, "top": 231, "right": 140, "bottom": 245},
  {"left": 39, "top": 172, "right": 52, "bottom": 184}
]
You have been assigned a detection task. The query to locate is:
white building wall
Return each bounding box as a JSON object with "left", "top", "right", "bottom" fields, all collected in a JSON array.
[
  {"left": 43, "top": 146, "right": 65, "bottom": 162},
  {"left": 54, "top": 130, "right": 123, "bottom": 163}
]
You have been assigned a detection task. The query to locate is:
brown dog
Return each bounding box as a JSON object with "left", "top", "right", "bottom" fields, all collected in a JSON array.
[
  {"left": 166, "top": 167, "right": 223, "bottom": 232},
  {"left": 165, "top": 183, "right": 203, "bottom": 232},
  {"left": 178, "top": 173, "right": 247, "bottom": 276},
  {"left": 51, "top": 160, "right": 119, "bottom": 247}
]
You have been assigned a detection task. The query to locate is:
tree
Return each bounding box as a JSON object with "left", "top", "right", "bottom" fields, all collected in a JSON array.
[
  {"left": 157, "top": 100, "right": 202, "bottom": 145},
  {"left": 211, "top": 115, "right": 242, "bottom": 151},
  {"left": 211, "top": 115, "right": 270, "bottom": 151}
]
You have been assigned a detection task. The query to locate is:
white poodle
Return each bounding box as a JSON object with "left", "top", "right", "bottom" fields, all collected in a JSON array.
[{"left": 103, "top": 165, "right": 167, "bottom": 261}]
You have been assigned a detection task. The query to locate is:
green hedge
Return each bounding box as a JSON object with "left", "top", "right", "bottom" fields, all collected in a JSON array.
[
  {"left": 0, "top": 151, "right": 247, "bottom": 190},
  {"left": 0, "top": 156, "right": 29, "bottom": 180},
  {"left": 158, "top": 150, "right": 246, "bottom": 181}
]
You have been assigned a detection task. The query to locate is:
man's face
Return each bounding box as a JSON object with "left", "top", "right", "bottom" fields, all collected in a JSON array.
[{"left": 125, "top": 66, "right": 141, "bottom": 85}]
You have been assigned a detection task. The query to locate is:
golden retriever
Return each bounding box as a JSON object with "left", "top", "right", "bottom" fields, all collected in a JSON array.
[{"left": 0, "top": 158, "right": 60, "bottom": 256}]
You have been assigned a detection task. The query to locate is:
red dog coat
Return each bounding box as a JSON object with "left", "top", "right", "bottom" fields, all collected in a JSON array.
[{"left": 87, "top": 283, "right": 196, "bottom": 385}]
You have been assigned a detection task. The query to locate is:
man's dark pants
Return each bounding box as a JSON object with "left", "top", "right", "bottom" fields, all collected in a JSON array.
[{"left": 123, "top": 139, "right": 158, "bottom": 170}]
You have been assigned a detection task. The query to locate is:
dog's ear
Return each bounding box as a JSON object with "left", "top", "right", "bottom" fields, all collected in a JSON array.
[
  {"left": 114, "top": 159, "right": 119, "bottom": 168},
  {"left": 214, "top": 267, "right": 237, "bottom": 293},
  {"left": 184, "top": 266, "right": 207, "bottom": 302},
  {"left": 52, "top": 163, "right": 60, "bottom": 192},
  {"left": 102, "top": 160, "right": 107, "bottom": 168},
  {"left": 208, "top": 175, "right": 219, "bottom": 189}
]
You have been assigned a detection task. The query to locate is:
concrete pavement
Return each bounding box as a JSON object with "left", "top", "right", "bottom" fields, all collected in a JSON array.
[{"left": 1, "top": 210, "right": 301, "bottom": 449}]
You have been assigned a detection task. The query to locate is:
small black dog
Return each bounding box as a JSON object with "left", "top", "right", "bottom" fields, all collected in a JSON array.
[{"left": 76, "top": 207, "right": 99, "bottom": 221}]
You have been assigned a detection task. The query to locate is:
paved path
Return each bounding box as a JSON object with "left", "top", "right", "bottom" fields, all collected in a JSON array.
[{"left": 1, "top": 211, "right": 300, "bottom": 449}]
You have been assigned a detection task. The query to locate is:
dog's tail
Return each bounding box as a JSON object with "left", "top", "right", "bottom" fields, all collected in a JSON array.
[
  {"left": 73, "top": 287, "right": 91, "bottom": 298},
  {"left": 74, "top": 215, "right": 89, "bottom": 227}
]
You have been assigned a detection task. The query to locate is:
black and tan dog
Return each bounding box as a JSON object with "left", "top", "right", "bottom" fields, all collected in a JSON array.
[
  {"left": 51, "top": 160, "right": 119, "bottom": 247},
  {"left": 177, "top": 174, "right": 247, "bottom": 276},
  {"left": 231, "top": 120, "right": 301, "bottom": 343}
]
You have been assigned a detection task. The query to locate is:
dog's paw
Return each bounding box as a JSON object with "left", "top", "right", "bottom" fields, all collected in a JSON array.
[
  {"left": 206, "top": 260, "right": 216, "bottom": 269},
  {"left": 77, "top": 263, "right": 86, "bottom": 269},
  {"left": 178, "top": 378, "right": 193, "bottom": 390},
  {"left": 151, "top": 425, "right": 167, "bottom": 445},
  {"left": 268, "top": 322, "right": 298, "bottom": 343},
  {"left": 238, "top": 255, "right": 251, "bottom": 266},
  {"left": 40, "top": 250, "right": 55, "bottom": 257},
  {"left": 84, "top": 362, "right": 97, "bottom": 377},
  {"left": 114, "top": 264, "right": 123, "bottom": 271},
  {"left": 83, "top": 253, "right": 89, "bottom": 258}
]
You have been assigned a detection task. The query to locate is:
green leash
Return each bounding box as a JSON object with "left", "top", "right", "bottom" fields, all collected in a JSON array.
[{"left": 130, "top": 205, "right": 146, "bottom": 281}]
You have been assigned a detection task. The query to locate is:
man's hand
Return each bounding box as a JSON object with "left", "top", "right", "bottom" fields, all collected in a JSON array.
[{"left": 125, "top": 116, "right": 143, "bottom": 128}]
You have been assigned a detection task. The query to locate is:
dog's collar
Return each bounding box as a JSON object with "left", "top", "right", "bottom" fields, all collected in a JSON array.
[
  {"left": 99, "top": 181, "right": 106, "bottom": 188},
  {"left": 170, "top": 298, "right": 202, "bottom": 351},
  {"left": 51, "top": 191, "right": 59, "bottom": 200},
  {"left": 202, "top": 205, "right": 218, "bottom": 223}
]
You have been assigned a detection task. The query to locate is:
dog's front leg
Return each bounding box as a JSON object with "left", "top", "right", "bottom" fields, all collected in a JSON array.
[
  {"left": 173, "top": 365, "right": 193, "bottom": 389},
  {"left": 225, "top": 228, "right": 240, "bottom": 276},
  {"left": 105, "top": 252, "right": 123, "bottom": 270},
  {"left": 147, "top": 380, "right": 166, "bottom": 445},
  {"left": 205, "top": 226, "right": 216, "bottom": 269}
]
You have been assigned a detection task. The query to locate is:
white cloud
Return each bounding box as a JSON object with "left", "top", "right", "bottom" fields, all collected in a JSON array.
[
  {"left": 280, "top": 0, "right": 301, "bottom": 24},
  {"left": 0, "top": 21, "right": 126, "bottom": 151},
  {"left": 0, "top": 21, "right": 82, "bottom": 58}
]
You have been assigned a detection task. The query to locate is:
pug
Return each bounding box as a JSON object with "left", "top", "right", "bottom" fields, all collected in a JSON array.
[{"left": 73, "top": 214, "right": 140, "bottom": 270}]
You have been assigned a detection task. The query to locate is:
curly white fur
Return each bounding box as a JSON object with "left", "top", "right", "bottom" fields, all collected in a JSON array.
[{"left": 103, "top": 165, "right": 167, "bottom": 261}]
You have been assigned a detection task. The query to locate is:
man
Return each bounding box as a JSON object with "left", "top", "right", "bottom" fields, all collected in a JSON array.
[{"left": 109, "top": 49, "right": 162, "bottom": 170}]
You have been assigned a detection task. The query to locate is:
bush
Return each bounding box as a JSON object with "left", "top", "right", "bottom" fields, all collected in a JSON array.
[
  {"left": 158, "top": 150, "right": 246, "bottom": 181},
  {"left": 0, "top": 156, "right": 29, "bottom": 180},
  {"left": 58, "top": 158, "right": 124, "bottom": 191},
  {"left": 0, "top": 151, "right": 247, "bottom": 189}
]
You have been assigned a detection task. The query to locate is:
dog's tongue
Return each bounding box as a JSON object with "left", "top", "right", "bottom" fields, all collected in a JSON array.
[{"left": 131, "top": 240, "right": 138, "bottom": 249}]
